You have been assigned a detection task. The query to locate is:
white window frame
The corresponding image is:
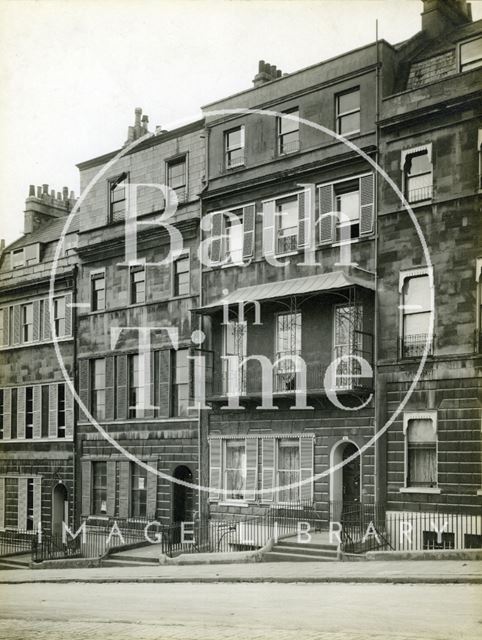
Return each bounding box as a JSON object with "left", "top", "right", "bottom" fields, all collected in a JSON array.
[
  {"left": 401, "top": 144, "right": 433, "bottom": 204},
  {"left": 273, "top": 193, "right": 300, "bottom": 256},
  {"left": 166, "top": 154, "right": 188, "bottom": 203},
  {"left": 278, "top": 107, "right": 300, "bottom": 155},
  {"left": 90, "top": 269, "right": 106, "bottom": 312},
  {"left": 459, "top": 36, "right": 482, "bottom": 73},
  {"left": 224, "top": 125, "right": 245, "bottom": 169},
  {"left": 222, "top": 438, "right": 247, "bottom": 503},
  {"left": 172, "top": 250, "right": 191, "bottom": 298},
  {"left": 276, "top": 438, "right": 301, "bottom": 504},
  {"left": 400, "top": 411, "right": 440, "bottom": 494},
  {"left": 398, "top": 267, "right": 434, "bottom": 359},
  {"left": 335, "top": 87, "right": 361, "bottom": 136}
]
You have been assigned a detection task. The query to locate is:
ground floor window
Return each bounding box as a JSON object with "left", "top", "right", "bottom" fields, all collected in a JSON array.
[
  {"left": 130, "top": 464, "right": 147, "bottom": 518},
  {"left": 404, "top": 415, "right": 437, "bottom": 488},
  {"left": 92, "top": 462, "right": 107, "bottom": 515},
  {"left": 209, "top": 436, "right": 313, "bottom": 504},
  {"left": 224, "top": 440, "right": 246, "bottom": 500}
]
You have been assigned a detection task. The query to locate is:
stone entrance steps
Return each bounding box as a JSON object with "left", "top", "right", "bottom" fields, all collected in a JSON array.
[
  {"left": 0, "top": 553, "right": 31, "bottom": 570},
  {"left": 263, "top": 537, "right": 339, "bottom": 562},
  {"left": 102, "top": 545, "right": 161, "bottom": 567}
]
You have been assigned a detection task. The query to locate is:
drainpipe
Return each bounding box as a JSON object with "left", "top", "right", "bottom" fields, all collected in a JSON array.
[
  {"left": 374, "top": 20, "right": 381, "bottom": 507},
  {"left": 71, "top": 263, "right": 78, "bottom": 529}
]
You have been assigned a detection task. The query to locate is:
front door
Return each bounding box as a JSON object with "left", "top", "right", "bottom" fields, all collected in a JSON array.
[
  {"left": 342, "top": 443, "right": 360, "bottom": 509},
  {"left": 52, "top": 483, "right": 68, "bottom": 538}
]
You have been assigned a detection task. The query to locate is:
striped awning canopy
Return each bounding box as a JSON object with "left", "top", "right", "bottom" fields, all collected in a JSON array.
[{"left": 196, "top": 269, "right": 375, "bottom": 312}]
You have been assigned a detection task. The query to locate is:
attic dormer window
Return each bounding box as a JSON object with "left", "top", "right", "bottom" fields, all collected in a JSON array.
[
  {"left": 12, "top": 249, "right": 25, "bottom": 269},
  {"left": 460, "top": 36, "right": 482, "bottom": 72},
  {"left": 109, "top": 173, "right": 128, "bottom": 222}
]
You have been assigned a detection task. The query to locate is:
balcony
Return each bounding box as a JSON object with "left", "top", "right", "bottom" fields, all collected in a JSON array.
[
  {"left": 407, "top": 185, "right": 433, "bottom": 204},
  {"left": 209, "top": 343, "right": 373, "bottom": 403},
  {"left": 279, "top": 139, "right": 300, "bottom": 155},
  {"left": 400, "top": 333, "right": 433, "bottom": 359},
  {"left": 276, "top": 233, "right": 298, "bottom": 255}
]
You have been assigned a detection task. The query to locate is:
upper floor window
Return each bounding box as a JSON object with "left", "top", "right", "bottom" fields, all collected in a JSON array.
[
  {"left": 173, "top": 349, "right": 189, "bottom": 417},
  {"left": 476, "top": 258, "right": 482, "bottom": 353},
  {"left": 57, "top": 383, "right": 66, "bottom": 438},
  {"left": 276, "top": 196, "right": 298, "bottom": 255},
  {"left": 333, "top": 304, "right": 364, "bottom": 390},
  {"left": 109, "top": 173, "right": 127, "bottom": 222},
  {"left": 223, "top": 210, "right": 244, "bottom": 265},
  {"left": 128, "top": 354, "right": 144, "bottom": 419},
  {"left": 130, "top": 266, "right": 145, "bottom": 304},
  {"left": 25, "top": 386, "right": 33, "bottom": 439},
  {"left": 91, "top": 272, "right": 106, "bottom": 312},
  {"left": 335, "top": 180, "right": 360, "bottom": 241},
  {"left": 167, "top": 157, "right": 187, "bottom": 202},
  {"left": 275, "top": 312, "right": 301, "bottom": 392},
  {"left": 173, "top": 256, "right": 190, "bottom": 297},
  {"left": 53, "top": 297, "right": 66, "bottom": 336},
  {"left": 91, "top": 358, "right": 106, "bottom": 420},
  {"left": 401, "top": 272, "right": 432, "bottom": 358},
  {"left": 336, "top": 88, "right": 360, "bottom": 136},
  {"left": 403, "top": 147, "right": 432, "bottom": 203},
  {"left": 223, "top": 320, "right": 247, "bottom": 396},
  {"left": 0, "top": 389, "right": 3, "bottom": 440},
  {"left": 460, "top": 36, "right": 482, "bottom": 72},
  {"left": 225, "top": 126, "right": 245, "bottom": 169},
  {"left": 404, "top": 414, "right": 437, "bottom": 489},
  {"left": 26, "top": 478, "right": 34, "bottom": 530},
  {"left": 92, "top": 461, "right": 107, "bottom": 515},
  {"left": 22, "top": 303, "right": 33, "bottom": 343},
  {"left": 0, "top": 310, "right": 5, "bottom": 347},
  {"left": 278, "top": 108, "right": 299, "bottom": 155},
  {"left": 12, "top": 249, "right": 25, "bottom": 269}
]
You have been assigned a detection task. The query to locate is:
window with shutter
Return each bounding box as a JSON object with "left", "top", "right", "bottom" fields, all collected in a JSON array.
[
  {"left": 33, "top": 477, "right": 41, "bottom": 530},
  {"left": 261, "top": 438, "right": 276, "bottom": 502},
  {"left": 245, "top": 439, "right": 258, "bottom": 501},
  {"left": 3, "top": 388, "right": 12, "bottom": 440},
  {"left": 64, "top": 384, "right": 74, "bottom": 438},
  {"left": 81, "top": 460, "right": 92, "bottom": 517},
  {"left": 106, "top": 460, "right": 116, "bottom": 517},
  {"left": 146, "top": 458, "right": 158, "bottom": 519},
  {"left": 262, "top": 200, "right": 276, "bottom": 257},
  {"left": 17, "top": 387, "right": 26, "bottom": 440},
  {"left": 48, "top": 383, "right": 58, "bottom": 438},
  {"left": 0, "top": 307, "right": 8, "bottom": 346},
  {"left": 242, "top": 204, "right": 256, "bottom": 259},
  {"left": 299, "top": 438, "right": 314, "bottom": 502},
  {"left": 0, "top": 478, "right": 5, "bottom": 530},
  {"left": 118, "top": 461, "right": 130, "bottom": 518},
  {"left": 317, "top": 184, "right": 335, "bottom": 245},
  {"left": 116, "top": 355, "right": 128, "bottom": 419},
  {"left": 209, "top": 211, "right": 223, "bottom": 265},
  {"left": 209, "top": 439, "right": 222, "bottom": 501}
]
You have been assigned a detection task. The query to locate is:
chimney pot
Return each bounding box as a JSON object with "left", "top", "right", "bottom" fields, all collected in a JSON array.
[
  {"left": 259, "top": 60, "right": 265, "bottom": 72},
  {"left": 42, "top": 184, "right": 49, "bottom": 195},
  {"left": 29, "top": 185, "right": 35, "bottom": 197},
  {"left": 62, "top": 187, "right": 69, "bottom": 200}
]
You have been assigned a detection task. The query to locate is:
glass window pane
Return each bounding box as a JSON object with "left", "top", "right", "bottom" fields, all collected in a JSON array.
[
  {"left": 461, "top": 38, "right": 482, "bottom": 68},
  {"left": 404, "top": 276, "right": 430, "bottom": 312},
  {"left": 339, "top": 112, "right": 360, "bottom": 135},
  {"left": 408, "top": 418, "right": 435, "bottom": 443},
  {"left": 280, "top": 110, "right": 299, "bottom": 134},
  {"left": 338, "top": 90, "right": 360, "bottom": 114},
  {"left": 336, "top": 190, "right": 360, "bottom": 222}
]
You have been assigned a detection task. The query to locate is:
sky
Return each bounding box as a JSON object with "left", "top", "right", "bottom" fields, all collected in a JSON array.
[{"left": 0, "top": 0, "right": 481, "bottom": 245}]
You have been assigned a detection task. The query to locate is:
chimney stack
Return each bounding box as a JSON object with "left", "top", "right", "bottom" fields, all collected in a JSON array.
[
  {"left": 23, "top": 184, "right": 77, "bottom": 235},
  {"left": 125, "top": 107, "right": 150, "bottom": 146},
  {"left": 421, "top": 0, "right": 472, "bottom": 39},
  {"left": 253, "top": 60, "right": 283, "bottom": 87}
]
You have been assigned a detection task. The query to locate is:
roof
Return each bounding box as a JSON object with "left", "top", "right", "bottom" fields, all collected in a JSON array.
[
  {"left": 411, "top": 19, "right": 482, "bottom": 61},
  {"left": 197, "top": 270, "right": 375, "bottom": 312},
  {"left": 6, "top": 212, "right": 79, "bottom": 252}
]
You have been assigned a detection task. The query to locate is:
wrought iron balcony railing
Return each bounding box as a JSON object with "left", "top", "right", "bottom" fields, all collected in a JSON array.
[
  {"left": 408, "top": 185, "right": 433, "bottom": 203},
  {"left": 400, "top": 333, "right": 433, "bottom": 359}
]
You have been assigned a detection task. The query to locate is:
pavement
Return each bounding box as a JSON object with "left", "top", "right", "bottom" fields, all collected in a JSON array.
[{"left": 0, "top": 559, "right": 481, "bottom": 584}]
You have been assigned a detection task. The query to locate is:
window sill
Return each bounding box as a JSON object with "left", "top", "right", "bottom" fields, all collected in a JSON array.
[
  {"left": 406, "top": 199, "right": 433, "bottom": 208},
  {"left": 274, "top": 250, "right": 299, "bottom": 259},
  {"left": 0, "top": 437, "right": 73, "bottom": 443},
  {"left": 477, "top": 489, "right": 482, "bottom": 496},
  {"left": 399, "top": 487, "right": 441, "bottom": 494},
  {"left": 217, "top": 501, "right": 250, "bottom": 507}
]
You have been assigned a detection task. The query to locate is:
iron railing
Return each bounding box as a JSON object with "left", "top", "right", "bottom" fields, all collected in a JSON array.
[
  {"left": 0, "top": 529, "right": 36, "bottom": 558},
  {"left": 400, "top": 333, "right": 433, "bottom": 358},
  {"left": 338, "top": 503, "right": 482, "bottom": 554},
  {"left": 408, "top": 185, "right": 433, "bottom": 203},
  {"left": 276, "top": 234, "right": 298, "bottom": 255}
]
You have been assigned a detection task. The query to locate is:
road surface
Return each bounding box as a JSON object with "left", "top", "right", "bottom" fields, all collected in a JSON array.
[{"left": 0, "top": 581, "right": 481, "bottom": 639}]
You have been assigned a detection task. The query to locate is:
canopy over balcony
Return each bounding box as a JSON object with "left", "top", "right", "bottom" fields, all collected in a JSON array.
[{"left": 196, "top": 269, "right": 375, "bottom": 313}]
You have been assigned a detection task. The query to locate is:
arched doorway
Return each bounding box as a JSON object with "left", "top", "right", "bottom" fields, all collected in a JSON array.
[
  {"left": 52, "top": 483, "right": 68, "bottom": 538},
  {"left": 172, "top": 466, "right": 193, "bottom": 524},
  {"left": 330, "top": 441, "right": 361, "bottom": 522}
]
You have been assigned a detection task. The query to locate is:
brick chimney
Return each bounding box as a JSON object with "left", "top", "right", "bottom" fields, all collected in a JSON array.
[
  {"left": 421, "top": 0, "right": 472, "bottom": 39},
  {"left": 253, "top": 60, "right": 283, "bottom": 87},
  {"left": 24, "top": 184, "right": 76, "bottom": 235},
  {"left": 125, "top": 107, "right": 150, "bottom": 145}
]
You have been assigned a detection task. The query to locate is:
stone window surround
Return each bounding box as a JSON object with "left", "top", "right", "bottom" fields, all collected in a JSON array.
[{"left": 400, "top": 411, "right": 440, "bottom": 495}]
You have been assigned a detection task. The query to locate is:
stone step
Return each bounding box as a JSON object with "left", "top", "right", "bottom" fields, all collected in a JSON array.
[
  {"left": 263, "top": 551, "right": 336, "bottom": 562},
  {"left": 277, "top": 540, "right": 338, "bottom": 552},
  {"left": 102, "top": 557, "right": 159, "bottom": 567},
  {"left": 105, "top": 553, "right": 160, "bottom": 565},
  {"left": 0, "top": 558, "right": 30, "bottom": 569},
  {"left": 274, "top": 544, "right": 338, "bottom": 559}
]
